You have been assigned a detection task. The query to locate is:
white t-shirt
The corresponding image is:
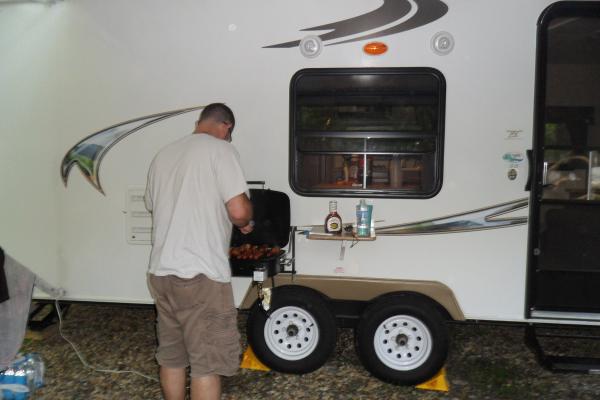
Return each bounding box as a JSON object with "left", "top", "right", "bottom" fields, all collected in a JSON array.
[{"left": 144, "top": 133, "right": 249, "bottom": 282}]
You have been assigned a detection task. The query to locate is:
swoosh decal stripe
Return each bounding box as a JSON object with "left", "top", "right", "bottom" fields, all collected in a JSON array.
[
  {"left": 264, "top": 0, "right": 447, "bottom": 49},
  {"left": 61, "top": 106, "right": 204, "bottom": 194},
  {"left": 331, "top": 0, "right": 448, "bottom": 46},
  {"left": 375, "top": 198, "right": 529, "bottom": 236},
  {"left": 304, "top": 0, "right": 412, "bottom": 44}
]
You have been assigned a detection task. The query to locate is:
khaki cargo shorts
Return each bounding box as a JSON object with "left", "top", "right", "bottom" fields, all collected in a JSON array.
[{"left": 147, "top": 273, "right": 241, "bottom": 377}]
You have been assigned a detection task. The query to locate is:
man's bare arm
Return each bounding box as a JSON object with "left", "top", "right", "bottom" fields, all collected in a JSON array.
[{"left": 226, "top": 193, "right": 254, "bottom": 234}]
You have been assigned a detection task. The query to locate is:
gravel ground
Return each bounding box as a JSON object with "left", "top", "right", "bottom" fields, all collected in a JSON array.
[{"left": 19, "top": 302, "right": 600, "bottom": 399}]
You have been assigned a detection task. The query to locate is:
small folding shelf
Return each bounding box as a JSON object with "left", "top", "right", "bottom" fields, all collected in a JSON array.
[{"left": 307, "top": 226, "right": 376, "bottom": 241}]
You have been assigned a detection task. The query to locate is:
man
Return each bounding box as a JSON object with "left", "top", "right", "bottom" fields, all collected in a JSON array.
[{"left": 145, "top": 103, "right": 253, "bottom": 400}]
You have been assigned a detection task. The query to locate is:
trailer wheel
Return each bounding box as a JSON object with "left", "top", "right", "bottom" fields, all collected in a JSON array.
[
  {"left": 355, "top": 293, "right": 448, "bottom": 385},
  {"left": 247, "top": 286, "right": 336, "bottom": 374}
]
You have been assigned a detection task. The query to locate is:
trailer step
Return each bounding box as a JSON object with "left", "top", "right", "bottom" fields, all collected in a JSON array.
[
  {"left": 525, "top": 325, "right": 600, "bottom": 373},
  {"left": 28, "top": 302, "right": 69, "bottom": 331}
]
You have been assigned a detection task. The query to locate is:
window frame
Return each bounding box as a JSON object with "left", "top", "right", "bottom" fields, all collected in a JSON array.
[{"left": 289, "top": 67, "right": 446, "bottom": 198}]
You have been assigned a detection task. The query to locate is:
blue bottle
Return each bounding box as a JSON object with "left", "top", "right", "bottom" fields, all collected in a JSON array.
[
  {"left": 0, "top": 353, "right": 44, "bottom": 399},
  {"left": 356, "top": 199, "right": 373, "bottom": 237}
]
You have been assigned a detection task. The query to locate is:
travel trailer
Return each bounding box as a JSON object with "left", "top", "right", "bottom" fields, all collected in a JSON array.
[{"left": 3, "top": 0, "right": 600, "bottom": 385}]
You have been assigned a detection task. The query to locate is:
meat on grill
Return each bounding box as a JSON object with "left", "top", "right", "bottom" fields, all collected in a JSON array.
[{"left": 229, "top": 244, "right": 281, "bottom": 260}]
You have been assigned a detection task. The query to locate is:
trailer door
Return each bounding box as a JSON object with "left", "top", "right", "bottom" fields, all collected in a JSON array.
[
  {"left": 527, "top": 2, "right": 600, "bottom": 319},
  {"left": 526, "top": 2, "right": 600, "bottom": 320}
]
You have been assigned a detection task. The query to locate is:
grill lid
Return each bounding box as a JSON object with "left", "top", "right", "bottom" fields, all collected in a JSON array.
[{"left": 230, "top": 188, "right": 291, "bottom": 248}]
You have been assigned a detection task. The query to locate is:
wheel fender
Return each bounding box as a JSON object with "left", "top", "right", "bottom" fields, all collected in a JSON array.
[
  {"left": 367, "top": 291, "right": 451, "bottom": 320},
  {"left": 251, "top": 284, "right": 332, "bottom": 310}
]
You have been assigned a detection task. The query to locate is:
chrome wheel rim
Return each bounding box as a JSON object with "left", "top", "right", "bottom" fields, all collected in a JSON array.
[
  {"left": 264, "top": 306, "right": 319, "bottom": 361},
  {"left": 373, "top": 315, "right": 432, "bottom": 370}
]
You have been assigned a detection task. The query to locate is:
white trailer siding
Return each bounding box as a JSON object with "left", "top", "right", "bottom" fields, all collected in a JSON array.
[{"left": 0, "top": 0, "right": 562, "bottom": 321}]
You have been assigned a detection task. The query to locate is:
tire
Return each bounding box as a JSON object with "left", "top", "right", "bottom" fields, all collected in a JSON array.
[
  {"left": 355, "top": 293, "right": 449, "bottom": 385},
  {"left": 246, "top": 285, "right": 337, "bottom": 374}
]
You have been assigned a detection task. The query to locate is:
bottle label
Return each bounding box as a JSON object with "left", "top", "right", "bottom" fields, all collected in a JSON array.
[{"left": 326, "top": 216, "right": 342, "bottom": 233}]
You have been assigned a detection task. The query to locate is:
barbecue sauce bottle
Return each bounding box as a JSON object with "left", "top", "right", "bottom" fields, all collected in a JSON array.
[{"left": 324, "top": 200, "right": 342, "bottom": 234}]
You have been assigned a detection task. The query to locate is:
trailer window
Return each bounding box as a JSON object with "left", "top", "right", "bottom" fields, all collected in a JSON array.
[{"left": 290, "top": 68, "right": 445, "bottom": 198}]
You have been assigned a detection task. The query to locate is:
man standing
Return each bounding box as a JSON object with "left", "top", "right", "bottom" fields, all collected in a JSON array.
[{"left": 145, "top": 103, "right": 253, "bottom": 400}]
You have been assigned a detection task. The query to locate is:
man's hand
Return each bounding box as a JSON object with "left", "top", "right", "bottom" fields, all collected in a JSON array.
[{"left": 239, "top": 220, "right": 255, "bottom": 235}]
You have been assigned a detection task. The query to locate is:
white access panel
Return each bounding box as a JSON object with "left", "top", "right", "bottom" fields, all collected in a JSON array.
[{"left": 126, "top": 188, "right": 152, "bottom": 245}]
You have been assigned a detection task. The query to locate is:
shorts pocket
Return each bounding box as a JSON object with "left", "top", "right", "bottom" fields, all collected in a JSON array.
[
  {"left": 205, "top": 311, "right": 241, "bottom": 375},
  {"left": 205, "top": 309, "right": 238, "bottom": 334},
  {"left": 167, "top": 274, "right": 207, "bottom": 311}
]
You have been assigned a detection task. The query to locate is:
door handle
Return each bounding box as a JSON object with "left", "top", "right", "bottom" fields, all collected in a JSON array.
[
  {"left": 587, "top": 150, "right": 598, "bottom": 200},
  {"left": 525, "top": 149, "right": 533, "bottom": 191}
]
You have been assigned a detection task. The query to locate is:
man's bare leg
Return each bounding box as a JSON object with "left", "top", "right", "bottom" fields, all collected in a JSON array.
[
  {"left": 160, "top": 366, "right": 186, "bottom": 400},
  {"left": 191, "top": 374, "right": 221, "bottom": 400}
]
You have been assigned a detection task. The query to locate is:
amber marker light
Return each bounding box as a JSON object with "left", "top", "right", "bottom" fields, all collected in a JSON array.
[{"left": 363, "top": 41, "right": 388, "bottom": 55}]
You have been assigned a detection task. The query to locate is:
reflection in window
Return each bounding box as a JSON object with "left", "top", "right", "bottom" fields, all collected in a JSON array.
[
  {"left": 298, "top": 104, "right": 437, "bottom": 132},
  {"left": 541, "top": 15, "right": 600, "bottom": 201},
  {"left": 290, "top": 68, "right": 445, "bottom": 198},
  {"left": 297, "top": 153, "right": 434, "bottom": 192},
  {"left": 544, "top": 150, "right": 600, "bottom": 200}
]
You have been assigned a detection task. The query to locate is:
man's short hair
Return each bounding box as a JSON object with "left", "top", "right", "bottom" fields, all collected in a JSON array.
[{"left": 199, "top": 103, "right": 235, "bottom": 132}]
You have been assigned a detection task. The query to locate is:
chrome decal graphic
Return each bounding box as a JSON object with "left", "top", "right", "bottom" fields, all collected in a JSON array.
[
  {"left": 61, "top": 106, "right": 204, "bottom": 194},
  {"left": 375, "top": 198, "right": 528, "bottom": 236},
  {"left": 265, "top": 0, "right": 448, "bottom": 48}
]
